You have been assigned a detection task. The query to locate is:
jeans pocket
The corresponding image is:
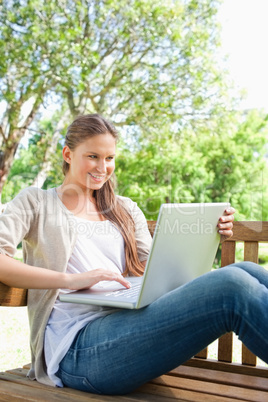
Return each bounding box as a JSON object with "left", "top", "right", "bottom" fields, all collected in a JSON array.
[{"left": 57, "top": 367, "right": 102, "bottom": 394}]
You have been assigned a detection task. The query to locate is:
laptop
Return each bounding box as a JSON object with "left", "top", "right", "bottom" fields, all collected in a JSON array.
[{"left": 59, "top": 202, "right": 230, "bottom": 309}]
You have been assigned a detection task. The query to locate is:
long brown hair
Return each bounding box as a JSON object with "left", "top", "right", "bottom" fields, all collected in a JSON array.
[{"left": 63, "top": 114, "right": 144, "bottom": 277}]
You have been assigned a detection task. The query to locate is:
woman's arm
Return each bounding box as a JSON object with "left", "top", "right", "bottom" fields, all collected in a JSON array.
[{"left": 0, "top": 254, "right": 131, "bottom": 290}]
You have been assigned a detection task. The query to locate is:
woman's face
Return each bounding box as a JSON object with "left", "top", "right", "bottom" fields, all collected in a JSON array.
[{"left": 63, "top": 133, "right": 116, "bottom": 193}]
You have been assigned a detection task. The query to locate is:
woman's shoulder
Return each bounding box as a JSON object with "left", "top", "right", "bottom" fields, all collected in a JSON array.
[
  {"left": 116, "top": 195, "right": 137, "bottom": 210},
  {"left": 116, "top": 195, "right": 146, "bottom": 220},
  {"left": 14, "top": 186, "right": 52, "bottom": 200},
  {"left": 7, "top": 187, "right": 55, "bottom": 210}
]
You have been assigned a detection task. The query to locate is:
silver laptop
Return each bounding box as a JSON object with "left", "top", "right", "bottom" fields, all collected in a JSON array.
[{"left": 59, "top": 202, "right": 230, "bottom": 309}]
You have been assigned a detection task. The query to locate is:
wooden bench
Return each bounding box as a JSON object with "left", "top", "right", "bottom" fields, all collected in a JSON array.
[{"left": 0, "top": 221, "right": 268, "bottom": 401}]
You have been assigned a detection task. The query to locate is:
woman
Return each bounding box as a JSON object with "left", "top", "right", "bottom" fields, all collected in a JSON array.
[{"left": 0, "top": 114, "right": 267, "bottom": 395}]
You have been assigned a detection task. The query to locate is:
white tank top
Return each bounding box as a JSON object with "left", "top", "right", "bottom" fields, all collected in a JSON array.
[{"left": 44, "top": 216, "right": 125, "bottom": 387}]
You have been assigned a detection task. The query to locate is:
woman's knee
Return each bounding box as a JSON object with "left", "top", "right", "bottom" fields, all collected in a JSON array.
[
  {"left": 218, "top": 264, "right": 267, "bottom": 309},
  {"left": 224, "top": 261, "right": 268, "bottom": 286},
  {"left": 228, "top": 261, "right": 259, "bottom": 271},
  {"left": 213, "top": 265, "right": 256, "bottom": 297}
]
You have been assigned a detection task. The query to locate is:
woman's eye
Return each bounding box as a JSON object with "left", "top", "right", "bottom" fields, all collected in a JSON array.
[{"left": 88, "top": 155, "right": 97, "bottom": 159}]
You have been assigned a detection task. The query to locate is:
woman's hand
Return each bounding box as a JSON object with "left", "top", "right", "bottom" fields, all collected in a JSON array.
[
  {"left": 218, "top": 207, "right": 235, "bottom": 243},
  {"left": 0, "top": 254, "right": 130, "bottom": 290},
  {"left": 64, "top": 268, "right": 131, "bottom": 291}
]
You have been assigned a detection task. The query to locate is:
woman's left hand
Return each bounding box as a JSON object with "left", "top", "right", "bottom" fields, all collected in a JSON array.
[{"left": 218, "top": 207, "right": 235, "bottom": 243}]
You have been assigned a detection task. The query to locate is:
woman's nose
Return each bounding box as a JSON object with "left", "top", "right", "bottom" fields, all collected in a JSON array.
[{"left": 96, "top": 159, "right": 106, "bottom": 172}]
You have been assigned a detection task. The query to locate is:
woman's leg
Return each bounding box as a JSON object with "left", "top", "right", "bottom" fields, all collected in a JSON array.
[
  {"left": 57, "top": 262, "right": 268, "bottom": 395},
  {"left": 228, "top": 261, "right": 268, "bottom": 287}
]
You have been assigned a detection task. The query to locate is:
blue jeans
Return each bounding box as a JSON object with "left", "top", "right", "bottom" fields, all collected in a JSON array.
[{"left": 57, "top": 262, "right": 268, "bottom": 394}]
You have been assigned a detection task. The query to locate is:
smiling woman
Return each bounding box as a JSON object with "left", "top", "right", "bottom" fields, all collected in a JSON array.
[{"left": 0, "top": 113, "right": 267, "bottom": 396}]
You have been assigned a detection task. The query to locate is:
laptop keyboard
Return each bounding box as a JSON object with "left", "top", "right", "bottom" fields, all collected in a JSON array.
[{"left": 105, "top": 284, "right": 141, "bottom": 298}]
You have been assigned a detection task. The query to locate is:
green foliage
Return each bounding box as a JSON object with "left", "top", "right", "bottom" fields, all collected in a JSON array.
[
  {"left": 1, "top": 0, "right": 267, "bottom": 222},
  {"left": 2, "top": 119, "right": 64, "bottom": 202},
  {"left": 115, "top": 109, "right": 268, "bottom": 220},
  {"left": 0, "top": 0, "right": 226, "bottom": 127}
]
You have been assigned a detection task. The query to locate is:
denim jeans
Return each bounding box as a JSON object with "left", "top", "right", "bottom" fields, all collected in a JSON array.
[{"left": 57, "top": 262, "right": 268, "bottom": 395}]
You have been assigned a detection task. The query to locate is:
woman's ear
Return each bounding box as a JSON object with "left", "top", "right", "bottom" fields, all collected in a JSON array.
[{"left": 62, "top": 146, "right": 72, "bottom": 164}]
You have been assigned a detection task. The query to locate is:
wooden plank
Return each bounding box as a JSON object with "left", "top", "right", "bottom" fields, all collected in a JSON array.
[
  {"left": 219, "top": 241, "right": 235, "bottom": 366},
  {"left": 5, "top": 365, "right": 268, "bottom": 402},
  {"left": 184, "top": 358, "right": 268, "bottom": 378},
  {"left": 170, "top": 365, "right": 268, "bottom": 392},
  {"left": 242, "top": 344, "right": 257, "bottom": 367},
  {"left": 195, "top": 347, "right": 208, "bottom": 359},
  {"left": 0, "top": 380, "right": 101, "bottom": 402},
  {"left": 151, "top": 374, "right": 268, "bottom": 402},
  {"left": 146, "top": 220, "right": 156, "bottom": 237},
  {"left": 218, "top": 332, "right": 233, "bottom": 363},
  {"left": 228, "top": 222, "right": 268, "bottom": 242},
  {"left": 150, "top": 374, "right": 268, "bottom": 402},
  {"left": 219, "top": 240, "right": 236, "bottom": 364},
  {"left": 221, "top": 241, "right": 236, "bottom": 267},
  {"left": 241, "top": 241, "right": 258, "bottom": 366},
  {"left": 0, "top": 283, "right": 27, "bottom": 307},
  {"left": 138, "top": 381, "right": 234, "bottom": 402},
  {"left": 244, "top": 241, "right": 259, "bottom": 263},
  {"left": 0, "top": 370, "right": 174, "bottom": 402},
  {"left": 148, "top": 221, "right": 268, "bottom": 242}
]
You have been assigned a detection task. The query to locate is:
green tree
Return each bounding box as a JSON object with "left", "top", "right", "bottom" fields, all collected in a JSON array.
[
  {"left": 4, "top": 107, "right": 268, "bottom": 221},
  {"left": 2, "top": 118, "right": 64, "bottom": 203},
  {"left": 115, "top": 109, "right": 268, "bottom": 220},
  {"left": 1, "top": 0, "right": 230, "bottom": 198},
  {"left": 2, "top": 0, "right": 267, "bottom": 222}
]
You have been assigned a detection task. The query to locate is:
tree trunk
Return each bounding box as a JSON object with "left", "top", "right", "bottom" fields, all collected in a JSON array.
[
  {"left": 30, "top": 111, "right": 69, "bottom": 188},
  {"left": 0, "top": 95, "right": 43, "bottom": 203}
]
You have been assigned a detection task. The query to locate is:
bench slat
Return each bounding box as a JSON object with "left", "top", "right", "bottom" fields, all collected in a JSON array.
[
  {"left": 218, "top": 332, "right": 233, "bottom": 363},
  {"left": 0, "top": 282, "right": 27, "bottom": 307},
  {"left": 244, "top": 241, "right": 259, "bottom": 263},
  {"left": 229, "top": 221, "right": 268, "bottom": 242},
  {"left": 138, "top": 381, "right": 233, "bottom": 402},
  {"left": 194, "top": 347, "right": 208, "bottom": 359},
  {"left": 0, "top": 370, "right": 161, "bottom": 401},
  {"left": 242, "top": 344, "right": 257, "bottom": 366},
  {"left": 221, "top": 240, "right": 236, "bottom": 267},
  {"left": 149, "top": 373, "right": 268, "bottom": 402},
  {"left": 241, "top": 241, "right": 259, "bottom": 366},
  {"left": 170, "top": 365, "right": 268, "bottom": 391},
  {"left": 218, "top": 241, "right": 236, "bottom": 363},
  {"left": 185, "top": 357, "right": 268, "bottom": 377}
]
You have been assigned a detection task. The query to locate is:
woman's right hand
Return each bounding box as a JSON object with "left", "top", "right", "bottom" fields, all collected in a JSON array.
[
  {"left": 0, "top": 254, "right": 130, "bottom": 290},
  {"left": 64, "top": 269, "right": 131, "bottom": 291}
]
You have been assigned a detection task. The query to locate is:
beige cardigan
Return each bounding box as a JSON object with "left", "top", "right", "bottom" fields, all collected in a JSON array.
[{"left": 0, "top": 187, "right": 152, "bottom": 386}]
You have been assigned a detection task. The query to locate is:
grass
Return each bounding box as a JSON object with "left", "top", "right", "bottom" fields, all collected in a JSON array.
[{"left": 0, "top": 306, "right": 31, "bottom": 371}]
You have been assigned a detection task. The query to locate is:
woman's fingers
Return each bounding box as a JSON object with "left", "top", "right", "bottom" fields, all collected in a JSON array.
[
  {"left": 67, "top": 269, "right": 131, "bottom": 290},
  {"left": 218, "top": 206, "right": 235, "bottom": 241}
]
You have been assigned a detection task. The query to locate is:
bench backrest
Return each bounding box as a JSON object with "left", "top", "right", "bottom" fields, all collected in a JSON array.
[{"left": 1, "top": 221, "right": 268, "bottom": 370}]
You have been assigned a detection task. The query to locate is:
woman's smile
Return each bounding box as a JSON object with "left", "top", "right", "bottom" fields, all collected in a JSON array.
[{"left": 88, "top": 172, "right": 107, "bottom": 182}]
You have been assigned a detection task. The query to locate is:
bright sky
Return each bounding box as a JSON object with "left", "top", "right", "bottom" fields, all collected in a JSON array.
[{"left": 218, "top": 0, "right": 268, "bottom": 111}]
